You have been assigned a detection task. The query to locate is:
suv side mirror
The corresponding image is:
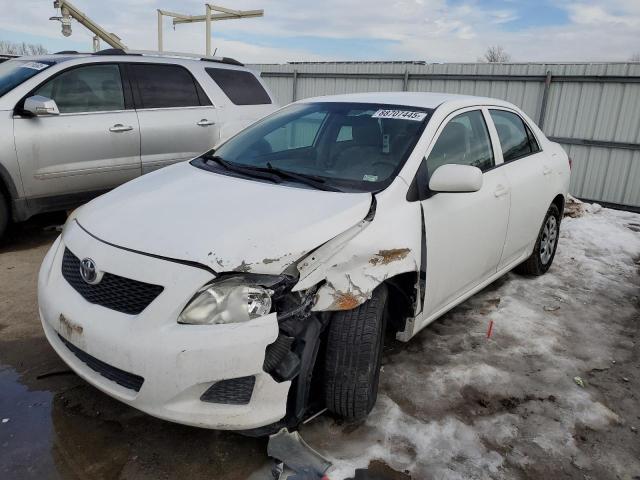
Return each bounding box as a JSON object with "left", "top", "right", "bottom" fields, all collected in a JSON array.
[
  {"left": 429, "top": 164, "right": 483, "bottom": 193},
  {"left": 23, "top": 95, "right": 60, "bottom": 116}
]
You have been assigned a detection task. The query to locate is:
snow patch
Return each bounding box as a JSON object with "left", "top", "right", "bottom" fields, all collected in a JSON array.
[{"left": 301, "top": 203, "right": 640, "bottom": 479}]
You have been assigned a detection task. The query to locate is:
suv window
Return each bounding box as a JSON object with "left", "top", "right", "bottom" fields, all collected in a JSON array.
[
  {"left": 35, "top": 64, "right": 124, "bottom": 114},
  {"left": 489, "top": 110, "right": 539, "bottom": 161},
  {"left": 426, "top": 110, "right": 494, "bottom": 177},
  {"left": 206, "top": 68, "right": 271, "bottom": 105},
  {"left": 131, "top": 64, "right": 204, "bottom": 109},
  {"left": 264, "top": 110, "right": 326, "bottom": 153}
]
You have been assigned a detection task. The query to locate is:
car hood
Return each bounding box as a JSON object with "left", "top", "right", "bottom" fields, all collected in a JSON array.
[{"left": 76, "top": 162, "right": 372, "bottom": 275}]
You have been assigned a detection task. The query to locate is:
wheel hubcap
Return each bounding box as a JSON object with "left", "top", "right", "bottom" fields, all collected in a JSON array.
[{"left": 540, "top": 215, "right": 557, "bottom": 265}]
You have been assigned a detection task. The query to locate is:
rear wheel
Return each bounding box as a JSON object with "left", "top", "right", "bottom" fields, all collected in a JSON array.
[
  {"left": 0, "top": 193, "right": 8, "bottom": 241},
  {"left": 515, "top": 204, "right": 560, "bottom": 276},
  {"left": 324, "top": 284, "right": 387, "bottom": 420}
]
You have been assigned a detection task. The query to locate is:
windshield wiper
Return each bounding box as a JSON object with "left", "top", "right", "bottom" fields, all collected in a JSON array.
[
  {"left": 201, "top": 153, "right": 281, "bottom": 184},
  {"left": 264, "top": 162, "right": 342, "bottom": 192}
]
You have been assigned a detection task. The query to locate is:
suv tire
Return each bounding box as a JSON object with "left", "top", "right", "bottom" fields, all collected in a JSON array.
[
  {"left": 0, "top": 193, "right": 8, "bottom": 240},
  {"left": 324, "top": 284, "right": 387, "bottom": 420},
  {"left": 515, "top": 203, "right": 561, "bottom": 276}
]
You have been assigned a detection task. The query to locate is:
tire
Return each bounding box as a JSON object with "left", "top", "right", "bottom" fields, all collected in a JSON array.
[
  {"left": 515, "top": 203, "right": 560, "bottom": 276},
  {"left": 0, "top": 193, "right": 8, "bottom": 241},
  {"left": 324, "top": 284, "right": 387, "bottom": 420}
]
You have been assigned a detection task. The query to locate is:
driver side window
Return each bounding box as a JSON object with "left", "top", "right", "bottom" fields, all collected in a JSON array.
[
  {"left": 426, "top": 110, "right": 494, "bottom": 177},
  {"left": 34, "top": 64, "right": 125, "bottom": 114}
]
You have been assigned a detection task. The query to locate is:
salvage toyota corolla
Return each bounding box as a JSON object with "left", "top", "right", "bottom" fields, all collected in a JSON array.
[{"left": 38, "top": 92, "right": 570, "bottom": 432}]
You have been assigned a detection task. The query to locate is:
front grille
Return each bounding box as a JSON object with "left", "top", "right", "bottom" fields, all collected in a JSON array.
[
  {"left": 58, "top": 334, "right": 145, "bottom": 392},
  {"left": 62, "top": 248, "right": 163, "bottom": 315},
  {"left": 200, "top": 376, "right": 256, "bottom": 405}
]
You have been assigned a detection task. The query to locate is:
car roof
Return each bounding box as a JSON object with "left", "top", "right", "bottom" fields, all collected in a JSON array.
[
  {"left": 299, "top": 91, "right": 507, "bottom": 109},
  {"left": 13, "top": 51, "right": 247, "bottom": 70}
]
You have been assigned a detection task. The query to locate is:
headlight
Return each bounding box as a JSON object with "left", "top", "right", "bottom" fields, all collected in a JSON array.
[{"left": 178, "top": 276, "right": 273, "bottom": 325}]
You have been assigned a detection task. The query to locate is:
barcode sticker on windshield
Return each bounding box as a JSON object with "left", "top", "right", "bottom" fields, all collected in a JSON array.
[
  {"left": 21, "top": 62, "right": 49, "bottom": 71},
  {"left": 372, "top": 109, "right": 427, "bottom": 121}
]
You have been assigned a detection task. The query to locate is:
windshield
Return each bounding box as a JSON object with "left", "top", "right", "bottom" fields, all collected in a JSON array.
[
  {"left": 195, "top": 102, "right": 431, "bottom": 192},
  {"left": 0, "top": 59, "right": 53, "bottom": 98}
]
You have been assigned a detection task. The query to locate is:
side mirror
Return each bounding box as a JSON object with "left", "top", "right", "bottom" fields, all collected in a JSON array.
[
  {"left": 429, "top": 164, "right": 483, "bottom": 193},
  {"left": 23, "top": 95, "right": 60, "bottom": 116}
]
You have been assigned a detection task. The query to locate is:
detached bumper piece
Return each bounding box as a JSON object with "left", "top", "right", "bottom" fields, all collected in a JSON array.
[
  {"left": 58, "top": 334, "right": 145, "bottom": 392},
  {"left": 267, "top": 428, "right": 332, "bottom": 479},
  {"left": 263, "top": 334, "right": 301, "bottom": 381},
  {"left": 200, "top": 375, "right": 256, "bottom": 405},
  {"left": 61, "top": 248, "right": 163, "bottom": 315}
]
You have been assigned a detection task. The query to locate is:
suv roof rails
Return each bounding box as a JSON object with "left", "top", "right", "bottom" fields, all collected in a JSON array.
[
  {"left": 54, "top": 50, "right": 92, "bottom": 55},
  {"left": 207, "top": 56, "right": 244, "bottom": 66},
  {"left": 92, "top": 48, "right": 244, "bottom": 66},
  {"left": 93, "top": 48, "right": 139, "bottom": 56}
]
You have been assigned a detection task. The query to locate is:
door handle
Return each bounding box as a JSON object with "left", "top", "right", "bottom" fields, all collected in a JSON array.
[
  {"left": 197, "top": 119, "right": 216, "bottom": 127},
  {"left": 543, "top": 166, "right": 553, "bottom": 175},
  {"left": 109, "top": 124, "right": 133, "bottom": 133},
  {"left": 494, "top": 185, "right": 509, "bottom": 198}
]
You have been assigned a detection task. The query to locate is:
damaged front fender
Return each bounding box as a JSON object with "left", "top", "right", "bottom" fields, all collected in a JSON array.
[{"left": 293, "top": 186, "right": 423, "bottom": 312}]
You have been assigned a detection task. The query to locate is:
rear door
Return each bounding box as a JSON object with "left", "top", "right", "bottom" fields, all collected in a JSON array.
[
  {"left": 417, "top": 108, "right": 510, "bottom": 325},
  {"left": 14, "top": 63, "right": 141, "bottom": 200},
  {"left": 487, "top": 108, "right": 549, "bottom": 269},
  {"left": 127, "top": 63, "right": 219, "bottom": 173}
]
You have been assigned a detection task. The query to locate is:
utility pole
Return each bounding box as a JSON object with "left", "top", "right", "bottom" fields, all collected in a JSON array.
[
  {"left": 158, "top": 4, "right": 264, "bottom": 56},
  {"left": 50, "top": 0, "right": 126, "bottom": 50}
]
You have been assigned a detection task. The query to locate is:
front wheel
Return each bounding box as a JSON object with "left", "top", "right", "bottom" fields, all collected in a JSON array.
[
  {"left": 323, "top": 284, "right": 387, "bottom": 420},
  {"left": 0, "top": 193, "right": 8, "bottom": 241},
  {"left": 515, "top": 203, "right": 560, "bottom": 276}
]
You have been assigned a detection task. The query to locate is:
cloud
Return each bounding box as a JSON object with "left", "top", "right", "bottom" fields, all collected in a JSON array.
[{"left": 0, "top": 0, "right": 638, "bottom": 62}]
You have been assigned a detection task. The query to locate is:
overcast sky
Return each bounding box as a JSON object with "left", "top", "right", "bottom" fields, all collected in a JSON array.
[{"left": 1, "top": 0, "right": 639, "bottom": 63}]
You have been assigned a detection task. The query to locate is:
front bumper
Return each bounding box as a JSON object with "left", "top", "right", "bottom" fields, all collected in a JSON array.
[{"left": 38, "top": 222, "right": 291, "bottom": 430}]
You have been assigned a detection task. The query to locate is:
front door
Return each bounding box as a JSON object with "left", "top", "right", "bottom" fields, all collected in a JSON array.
[
  {"left": 127, "top": 63, "right": 220, "bottom": 173},
  {"left": 14, "top": 63, "right": 141, "bottom": 200},
  {"left": 418, "top": 108, "right": 510, "bottom": 325}
]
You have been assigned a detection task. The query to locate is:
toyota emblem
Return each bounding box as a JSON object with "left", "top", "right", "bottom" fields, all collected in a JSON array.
[{"left": 79, "top": 258, "right": 100, "bottom": 285}]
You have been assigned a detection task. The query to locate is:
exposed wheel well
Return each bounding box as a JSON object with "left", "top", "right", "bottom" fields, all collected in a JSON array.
[
  {"left": 552, "top": 194, "right": 565, "bottom": 217},
  {"left": 383, "top": 272, "right": 417, "bottom": 336}
]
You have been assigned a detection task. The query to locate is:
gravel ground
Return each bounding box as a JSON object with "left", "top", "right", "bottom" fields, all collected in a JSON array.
[{"left": 0, "top": 203, "right": 639, "bottom": 480}]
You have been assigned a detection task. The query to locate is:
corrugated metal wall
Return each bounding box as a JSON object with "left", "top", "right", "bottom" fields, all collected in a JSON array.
[{"left": 250, "top": 62, "right": 640, "bottom": 209}]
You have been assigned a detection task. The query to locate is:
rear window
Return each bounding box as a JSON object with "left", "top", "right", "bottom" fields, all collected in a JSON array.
[
  {"left": 490, "top": 109, "right": 539, "bottom": 162},
  {"left": 131, "top": 64, "right": 209, "bottom": 109},
  {"left": 206, "top": 68, "right": 271, "bottom": 106}
]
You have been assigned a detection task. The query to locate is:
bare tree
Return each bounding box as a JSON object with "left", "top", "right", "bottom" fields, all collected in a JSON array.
[
  {"left": 482, "top": 45, "right": 511, "bottom": 63},
  {"left": 0, "top": 40, "right": 48, "bottom": 56},
  {"left": 630, "top": 53, "right": 640, "bottom": 62}
]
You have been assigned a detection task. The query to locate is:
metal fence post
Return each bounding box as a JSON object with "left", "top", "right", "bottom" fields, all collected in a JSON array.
[
  {"left": 403, "top": 68, "right": 409, "bottom": 91},
  {"left": 538, "top": 70, "right": 553, "bottom": 130},
  {"left": 292, "top": 69, "right": 298, "bottom": 102}
]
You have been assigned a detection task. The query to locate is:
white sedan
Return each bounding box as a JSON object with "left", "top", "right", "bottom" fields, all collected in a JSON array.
[{"left": 38, "top": 92, "right": 570, "bottom": 433}]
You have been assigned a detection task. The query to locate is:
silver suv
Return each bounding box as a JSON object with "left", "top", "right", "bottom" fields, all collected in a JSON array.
[{"left": 0, "top": 49, "right": 277, "bottom": 238}]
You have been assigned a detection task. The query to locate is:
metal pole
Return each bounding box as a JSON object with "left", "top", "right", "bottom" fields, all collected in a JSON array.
[
  {"left": 292, "top": 69, "right": 298, "bottom": 102},
  {"left": 205, "top": 5, "right": 212, "bottom": 56},
  {"left": 403, "top": 68, "right": 409, "bottom": 91},
  {"left": 54, "top": 0, "right": 126, "bottom": 49},
  {"left": 538, "top": 70, "right": 553, "bottom": 130},
  {"left": 157, "top": 9, "right": 163, "bottom": 52}
]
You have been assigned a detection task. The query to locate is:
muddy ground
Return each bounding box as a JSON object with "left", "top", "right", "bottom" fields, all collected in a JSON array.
[{"left": 0, "top": 206, "right": 639, "bottom": 480}]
